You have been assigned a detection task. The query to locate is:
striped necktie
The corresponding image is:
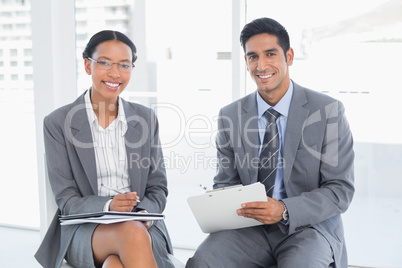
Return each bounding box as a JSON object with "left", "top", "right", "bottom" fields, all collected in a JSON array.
[{"left": 258, "top": 109, "right": 281, "bottom": 197}]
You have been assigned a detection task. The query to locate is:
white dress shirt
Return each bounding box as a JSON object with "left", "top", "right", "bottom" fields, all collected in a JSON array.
[{"left": 85, "top": 90, "right": 130, "bottom": 210}]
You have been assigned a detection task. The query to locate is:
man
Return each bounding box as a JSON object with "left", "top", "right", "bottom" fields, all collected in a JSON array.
[{"left": 186, "top": 17, "right": 354, "bottom": 267}]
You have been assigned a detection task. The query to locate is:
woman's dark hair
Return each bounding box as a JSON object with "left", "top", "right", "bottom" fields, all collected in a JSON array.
[
  {"left": 82, "top": 30, "right": 137, "bottom": 63},
  {"left": 240, "top": 17, "right": 290, "bottom": 58}
]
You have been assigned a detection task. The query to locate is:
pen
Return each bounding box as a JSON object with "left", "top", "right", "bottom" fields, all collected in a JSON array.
[
  {"left": 101, "top": 184, "right": 141, "bottom": 203},
  {"left": 199, "top": 184, "right": 209, "bottom": 191}
]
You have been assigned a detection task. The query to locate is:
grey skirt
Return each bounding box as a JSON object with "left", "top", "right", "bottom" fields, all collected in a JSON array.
[{"left": 65, "top": 223, "right": 174, "bottom": 268}]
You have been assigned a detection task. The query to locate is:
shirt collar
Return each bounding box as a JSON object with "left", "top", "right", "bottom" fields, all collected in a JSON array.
[
  {"left": 84, "top": 89, "right": 128, "bottom": 135},
  {"left": 256, "top": 80, "right": 294, "bottom": 119}
]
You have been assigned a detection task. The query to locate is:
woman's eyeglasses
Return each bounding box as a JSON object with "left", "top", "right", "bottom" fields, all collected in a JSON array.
[{"left": 87, "top": 57, "right": 134, "bottom": 72}]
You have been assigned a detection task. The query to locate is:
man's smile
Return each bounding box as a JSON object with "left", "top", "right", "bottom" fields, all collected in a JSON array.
[{"left": 257, "top": 73, "right": 273, "bottom": 79}]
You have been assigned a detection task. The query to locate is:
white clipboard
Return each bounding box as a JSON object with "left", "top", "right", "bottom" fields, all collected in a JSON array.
[{"left": 187, "top": 182, "right": 267, "bottom": 233}]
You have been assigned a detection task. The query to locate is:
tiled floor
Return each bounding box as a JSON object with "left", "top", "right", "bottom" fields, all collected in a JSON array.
[
  {"left": 0, "top": 226, "right": 42, "bottom": 268},
  {"left": 0, "top": 225, "right": 194, "bottom": 268}
]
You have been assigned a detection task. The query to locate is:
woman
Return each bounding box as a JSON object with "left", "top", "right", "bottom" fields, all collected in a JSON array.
[{"left": 35, "top": 30, "right": 174, "bottom": 268}]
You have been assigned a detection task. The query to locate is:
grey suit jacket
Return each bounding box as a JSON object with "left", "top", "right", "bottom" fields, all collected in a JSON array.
[
  {"left": 35, "top": 91, "right": 173, "bottom": 268},
  {"left": 214, "top": 81, "right": 354, "bottom": 267}
]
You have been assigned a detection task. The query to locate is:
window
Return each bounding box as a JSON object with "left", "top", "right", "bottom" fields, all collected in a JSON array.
[
  {"left": 0, "top": 0, "right": 37, "bottom": 229},
  {"left": 105, "top": 6, "right": 117, "bottom": 13},
  {"left": 1, "top": 12, "right": 12, "bottom": 17},
  {"left": 75, "top": 7, "right": 86, "bottom": 14},
  {"left": 76, "top": 33, "right": 87, "bottom": 41},
  {"left": 16, "top": 10, "right": 27, "bottom": 16},
  {"left": 10, "top": 49, "right": 17, "bottom": 56},
  {"left": 146, "top": 0, "right": 233, "bottom": 248},
  {"left": 75, "top": 0, "right": 232, "bottom": 249},
  {"left": 16, "top": 24, "right": 26, "bottom": 29},
  {"left": 24, "top": 48, "right": 32, "bottom": 57},
  {"left": 105, "top": 20, "right": 128, "bottom": 28},
  {"left": 76, "top": 21, "right": 87, "bottom": 27},
  {"left": 105, "top": 6, "right": 126, "bottom": 16},
  {"left": 2, "top": 24, "right": 12, "bottom": 30}
]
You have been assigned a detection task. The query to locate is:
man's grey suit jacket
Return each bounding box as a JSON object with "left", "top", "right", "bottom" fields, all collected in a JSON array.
[
  {"left": 214, "top": 81, "right": 355, "bottom": 267},
  {"left": 35, "top": 91, "right": 172, "bottom": 268}
]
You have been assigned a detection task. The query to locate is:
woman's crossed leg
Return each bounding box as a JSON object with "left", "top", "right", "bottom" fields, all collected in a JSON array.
[{"left": 92, "top": 220, "right": 157, "bottom": 268}]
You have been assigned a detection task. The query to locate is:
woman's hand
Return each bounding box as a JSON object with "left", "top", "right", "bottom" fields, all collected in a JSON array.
[{"left": 109, "top": 192, "right": 139, "bottom": 212}]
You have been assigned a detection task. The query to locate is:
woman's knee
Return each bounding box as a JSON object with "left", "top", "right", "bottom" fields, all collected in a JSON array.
[{"left": 115, "top": 221, "right": 151, "bottom": 246}]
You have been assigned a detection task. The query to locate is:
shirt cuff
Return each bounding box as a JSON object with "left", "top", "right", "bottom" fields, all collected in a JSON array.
[{"left": 103, "top": 199, "right": 113, "bottom": 212}]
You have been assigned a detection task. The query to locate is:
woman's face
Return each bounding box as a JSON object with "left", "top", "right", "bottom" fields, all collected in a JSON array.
[{"left": 84, "top": 40, "right": 133, "bottom": 104}]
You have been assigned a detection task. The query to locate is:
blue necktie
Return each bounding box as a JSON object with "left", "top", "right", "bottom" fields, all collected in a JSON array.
[{"left": 258, "top": 109, "right": 281, "bottom": 197}]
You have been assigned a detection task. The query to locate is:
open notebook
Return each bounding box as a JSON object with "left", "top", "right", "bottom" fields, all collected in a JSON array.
[{"left": 59, "top": 211, "right": 164, "bottom": 225}]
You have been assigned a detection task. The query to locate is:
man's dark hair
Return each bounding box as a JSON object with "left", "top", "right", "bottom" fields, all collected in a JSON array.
[
  {"left": 240, "top": 17, "right": 290, "bottom": 57},
  {"left": 82, "top": 30, "right": 137, "bottom": 63}
]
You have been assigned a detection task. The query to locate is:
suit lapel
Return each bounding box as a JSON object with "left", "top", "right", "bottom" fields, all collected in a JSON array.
[
  {"left": 69, "top": 92, "right": 98, "bottom": 194},
  {"left": 283, "top": 82, "right": 309, "bottom": 185},
  {"left": 240, "top": 92, "right": 260, "bottom": 184},
  {"left": 122, "top": 99, "right": 143, "bottom": 197}
]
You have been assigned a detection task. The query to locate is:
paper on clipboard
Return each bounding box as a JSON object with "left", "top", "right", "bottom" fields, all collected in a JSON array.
[{"left": 187, "top": 182, "right": 267, "bottom": 233}]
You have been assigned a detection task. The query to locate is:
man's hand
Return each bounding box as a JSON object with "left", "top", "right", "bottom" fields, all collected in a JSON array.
[
  {"left": 237, "top": 197, "right": 285, "bottom": 224},
  {"left": 109, "top": 192, "right": 139, "bottom": 212}
]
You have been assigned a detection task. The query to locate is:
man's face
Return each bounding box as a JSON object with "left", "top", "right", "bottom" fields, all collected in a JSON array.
[{"left": 244, "top": 33, "right": 293, "bottom": 102}]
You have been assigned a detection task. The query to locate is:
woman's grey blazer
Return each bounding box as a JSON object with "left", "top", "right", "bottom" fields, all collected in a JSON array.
[{"left": 35, "top": 91, "right": 173, "bottom": 268}]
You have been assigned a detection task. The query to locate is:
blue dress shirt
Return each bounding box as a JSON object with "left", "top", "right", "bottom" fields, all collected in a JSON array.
[{"left": 256, "top": 82, "right": 294, "bottom": 200}]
